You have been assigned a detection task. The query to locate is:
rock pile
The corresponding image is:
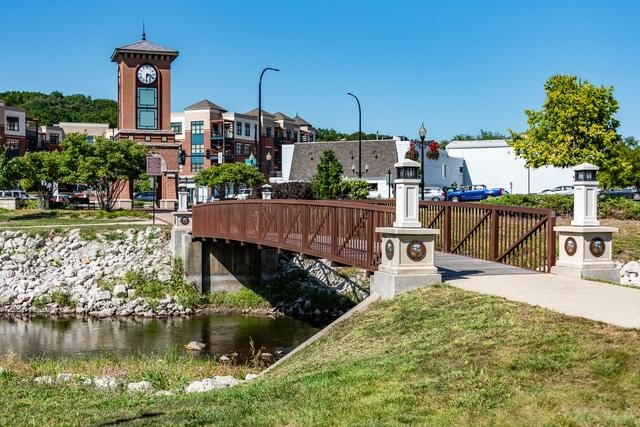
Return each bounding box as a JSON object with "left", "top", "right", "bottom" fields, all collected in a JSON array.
[
  {"left": 0, "top": 227, "right": 187, "bottom": 316},
  {"left": 620, "top": 261, "right": 640, "bottom": 286}
]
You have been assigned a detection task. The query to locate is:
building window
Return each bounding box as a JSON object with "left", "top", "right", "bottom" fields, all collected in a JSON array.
[
  {"left": 254, "top": 124, "right": 258, "bottom": 141},
  {"left": 87, "top": 136, "right": 94, "bottom": 143},
  {"left": 191, "top": 121, "right": 204, "bottom": 170},
  {"left": 236, "top": 143, "right": 242, "bottom": 155},
  {"left": 309, "top": 133, "right": 314, "bottom": 142},
  {"left": 6, "top": 116, "right": 19, "bottom": 131},
  {"left": 244, "top": 144, "right": 251, "bottom": 155},
  {"left": 286, "top": 129, "right": 291, "bottom": 140},
  {"left": 49, "top": 134, "right": 59, "bottom": 144},
  {"left": 442, "top": 164, "right": 447, "bottom": 179},
  {"left": 191, "top": 121, "right": 204, "bottom": 135},
  {"left": 293, "top": 131, "right": 298, "bottom": 141},
  {"left": 244, "top": 122, "right": 250, "bottom": 137},
  {"left": 266, "top": 126, "right": 272, "bottom": 137},
  {"left": 236, "top": 121, "right": 242, "bottom": 136},
  {"left": 137, "top": 87, "right": 157, "bottom": 130},
  {"left": 191, "top": 163, "right": 203, "bottom": 173},
  {"left": 6, "top": 139, "right": 19, "bottom": 150},
  {"left": 170, "top": 122, "right": 182, "bottom": 134}
]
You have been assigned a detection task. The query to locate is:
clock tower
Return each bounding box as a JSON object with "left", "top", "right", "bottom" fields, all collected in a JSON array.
[{"left": 111, "top": 32, "right": 180, "bottom": 209}]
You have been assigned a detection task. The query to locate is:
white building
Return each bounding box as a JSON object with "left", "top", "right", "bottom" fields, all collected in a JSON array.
[
  {"left": 55, "top": 122, "right": 117, "bottom": 141},
  {"left": 445, "top": 140, "right": 572, "bottom": 194}
]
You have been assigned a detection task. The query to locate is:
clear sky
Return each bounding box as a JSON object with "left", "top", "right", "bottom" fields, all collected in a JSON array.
[{"left": 1, "top": 0, "right": 638, "bottom": 140}]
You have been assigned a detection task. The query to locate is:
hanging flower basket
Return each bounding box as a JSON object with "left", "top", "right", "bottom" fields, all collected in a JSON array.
[
  {"left": 426, "top": 140, "right": 440, "bottom": 160},
  {"left": 405, "top": 141, "right": 419, "bottom": 161}
]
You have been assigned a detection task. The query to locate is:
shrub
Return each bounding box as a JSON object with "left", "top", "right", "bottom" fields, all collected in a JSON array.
[
  {"left": 123, "top": 260, "right": 201, "bottom": 308},
  {"left": 338, "top": 179, "right": 369, "bottom": 200},
  {"left": 51, "top": 291, "right": 75, "bottom": 308},
  {"left": 272, "top": 182, "right": 314, "bottom": 200},
  {"left": 598, "top": 197, "right": 640, "bottom": 220}
]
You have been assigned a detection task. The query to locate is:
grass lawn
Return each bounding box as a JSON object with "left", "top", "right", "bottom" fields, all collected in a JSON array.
[
  {"left": 557, "top": 217, "right": 640, "bottom": 262},
  {"left": 0, "top": 209, "right": 151, "bottom": 229},
  {"left": 3, "top": 285, "right": 640, "bottom": 425}
]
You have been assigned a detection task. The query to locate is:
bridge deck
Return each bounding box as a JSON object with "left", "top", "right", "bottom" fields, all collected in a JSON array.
[{"left": 435, "top": 252, "right": 537, "bottom": 280}]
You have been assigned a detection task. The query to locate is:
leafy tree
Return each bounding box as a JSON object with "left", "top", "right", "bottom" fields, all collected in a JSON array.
[
  {"left": 508, "top": 74, "right": 620, "bottom": 168},
  {"left": 194, "top": 163, "right": 265, "bottom": 197},
  {"left": 599, "top": 137, "right": 640, "bottom": 191},
  {"left": 59, "top": 134, "right": 148, "bottom": 210},
  {"left": 272, "top": 182, "right": 314, "bottom": 200},
  {"left": 312, "top": 150, "right": 343, "bottom": 199},
  {"left": 10, "top": 151, "right": 62, "bottom": 208},
  {"left": 0, "top": 144, "right": 17, "bottom": 190},
  {"left": 338, "top": 179, "right": 369, "bottom": 200},
  {"left": 315, "top": 128, "right": 392, "bottom": 142},
  {"left": 0, "top": 91, "right": 117, "bottom": 127}
]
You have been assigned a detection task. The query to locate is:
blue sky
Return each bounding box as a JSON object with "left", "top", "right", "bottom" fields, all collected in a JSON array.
[{"left": 1, "top": 0, "right": 638, "bottom": 140}]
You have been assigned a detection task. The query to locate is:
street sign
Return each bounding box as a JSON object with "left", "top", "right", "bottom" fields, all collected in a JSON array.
[{"left": 146, "top": 156, "right": 162, "bottom": 176}]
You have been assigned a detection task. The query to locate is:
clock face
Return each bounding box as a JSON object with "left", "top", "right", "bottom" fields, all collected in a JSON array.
[{"left": 137, "top": 65, "right": 157, "bottom": 84}]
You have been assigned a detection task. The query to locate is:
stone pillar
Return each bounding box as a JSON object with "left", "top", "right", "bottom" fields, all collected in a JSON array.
[
  {"left": 372, "top": 158, "right": 442, "bottom": 300},
  {"left": 261, "top": 184, "right": 272, "bottom": 200},
  {"left": 551, "top": 163, "right": 619, "bottom": 283},
  {"left": 178, "top": 191, "right": 189, "bottom": 212}
]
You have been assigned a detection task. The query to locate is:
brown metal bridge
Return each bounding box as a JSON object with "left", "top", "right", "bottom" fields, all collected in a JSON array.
[{"left": 192, "top": 200, "right": 556, "bottom": 273}]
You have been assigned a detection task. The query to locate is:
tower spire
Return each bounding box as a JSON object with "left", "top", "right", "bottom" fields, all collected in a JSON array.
[{"left": 142, "top": 22, "right": 146, "bottom": 41}]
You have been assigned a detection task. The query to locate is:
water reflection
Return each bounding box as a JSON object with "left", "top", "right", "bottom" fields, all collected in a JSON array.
[{"left": 0, "top": 315, "right": 318, "bottom": 360}]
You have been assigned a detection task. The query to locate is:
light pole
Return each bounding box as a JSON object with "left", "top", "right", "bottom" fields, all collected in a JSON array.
[
  {"left": 266, "top": 150, "right": 272, "bottom": 176},
  {"left": 258, "top": 67, "right": 279, "bottom": 174},
  {"left": 347, "top": 92, "right": 362, "bottom": 178},
  {"left": 418, "top": 123, "right": 427, "bottom": 200}
]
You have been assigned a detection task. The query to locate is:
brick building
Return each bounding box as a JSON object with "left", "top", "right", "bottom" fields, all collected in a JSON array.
[{"left": 171, "top": 102, "right": 314, "bottom": 202}]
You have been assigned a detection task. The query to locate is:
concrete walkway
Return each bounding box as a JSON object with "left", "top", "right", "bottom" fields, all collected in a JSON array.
[{"left": 435, "top": 252, "right": 640, "bottom": 329}]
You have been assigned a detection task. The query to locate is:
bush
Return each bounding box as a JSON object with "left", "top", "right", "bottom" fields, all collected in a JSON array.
[
  {"left": 483, "top": 194, "right": 640, "bottom": 220},
  {"left": 338, "top": 179, "right": 369, "bottom": 200},
  {"left": 51, "top": 291, "right": 75, "bottom": 308},
  {"left": 272, "top": 182, "right": 314, "bottom": 200}
]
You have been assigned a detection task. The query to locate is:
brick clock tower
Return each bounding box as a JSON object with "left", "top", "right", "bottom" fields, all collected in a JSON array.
[{"left": 111, "top": 33, "right": 180, "bottom": 209}]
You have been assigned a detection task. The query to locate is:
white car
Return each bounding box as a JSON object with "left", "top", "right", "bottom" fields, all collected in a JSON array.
[
  {"left": 539, "top": 185, "right": 574, "bottom": 195},
  {"left": 236, "top": 188, "right": 251, "bottom": 200}
]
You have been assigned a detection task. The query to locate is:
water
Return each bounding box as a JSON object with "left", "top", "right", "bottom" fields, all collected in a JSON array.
[{"left": 0, "top": 314, "right": 319, "bottom": 360}]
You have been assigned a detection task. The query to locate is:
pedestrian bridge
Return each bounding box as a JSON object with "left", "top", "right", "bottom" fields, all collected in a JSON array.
[{"left": 191, "top": 200, "right": 556, "bottom": 273}]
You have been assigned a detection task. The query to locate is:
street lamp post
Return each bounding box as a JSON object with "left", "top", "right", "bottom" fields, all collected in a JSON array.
[
  {"left": 418, "top": 123, "right": 427, "bottom": 200},
  {"left": 347, "top": 92, "right": 362, "bottom": 178},
  {"left": 266, "top": 150, "right": 272, "bottom": 176},
  {"left": 258, "top": 67, "right": 279, "bottom": 174}
]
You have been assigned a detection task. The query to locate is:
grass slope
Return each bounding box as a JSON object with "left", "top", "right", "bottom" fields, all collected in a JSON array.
[{"left": 3, "top": 285, "right": 640, "bottom": 425}]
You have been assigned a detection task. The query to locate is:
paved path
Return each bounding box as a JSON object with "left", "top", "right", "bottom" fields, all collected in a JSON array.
[{"left": 435, "top": 252, "right": 640, "bottom": 329}]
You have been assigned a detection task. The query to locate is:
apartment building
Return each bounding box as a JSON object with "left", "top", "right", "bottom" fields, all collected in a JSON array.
[
  {"left": 171, "top": 100, "right": 314, "bottom": 202},
  {"left": 0, "top": 99, "right": 27, "bottom": 158}
]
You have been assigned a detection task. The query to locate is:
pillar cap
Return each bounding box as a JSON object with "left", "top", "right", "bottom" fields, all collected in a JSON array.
[
  {"left": 394, "top": 158, "right": 420, "bottom": 169},
  {"left": 573, "top": 162, "right": 599, "bottom": 172}
]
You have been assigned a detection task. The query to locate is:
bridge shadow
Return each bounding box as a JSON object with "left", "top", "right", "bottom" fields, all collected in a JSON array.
[{"left": 435, "top": 252, "right": 541, "bottom": 281}]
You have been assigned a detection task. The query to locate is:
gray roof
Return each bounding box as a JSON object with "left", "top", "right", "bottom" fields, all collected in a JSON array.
[
  {"left": 111, "top": 38, "right": 179, "bottom": 61},
  {"left": 273, "top": 112, "right": 293, "bottom": 121},
  {"left": 244, "top": 108, "right": 274, "bottom": 118},
  {"left": 185, "top": 99, "right": 227, "bottom": 112},
  {"left": 293, "top": 114, "right": 311, "bottom": 126},
  {"left": 289, "top": 140, "right": 398, "bottom": 181}
]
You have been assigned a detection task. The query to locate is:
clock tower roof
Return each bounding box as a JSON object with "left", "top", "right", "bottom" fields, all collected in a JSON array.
[{"left": 111, "top": 39, "right": 179, "bottom": 62}]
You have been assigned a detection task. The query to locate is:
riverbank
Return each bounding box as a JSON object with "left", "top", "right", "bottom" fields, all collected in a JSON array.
[{"left": 3, "top": 285, "right": 640, "bottom": 425}]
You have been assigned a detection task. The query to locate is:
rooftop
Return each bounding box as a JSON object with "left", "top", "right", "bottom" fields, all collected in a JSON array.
[
  {"left": 445, "top": 139, "right": 508, "bottom": 149},
  {"left": 185, "top": 99, "right": 227, "bottom": 112},
  {"left": 111, "top": 36, "right": 179, "bottom": 61}
]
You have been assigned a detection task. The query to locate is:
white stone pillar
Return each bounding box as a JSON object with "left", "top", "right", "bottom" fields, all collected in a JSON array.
[
  {"left": 261, "top": 184, "right": 272, "bottom": 200},
  {"left": 393, "top": 159, "right": 421, "bottom": 228},
  {"left": 572, "top": 163, "right": 599, "bottom": 226},
  {"left": 178, "top": 191, "right": 189, "bottom": 212}
]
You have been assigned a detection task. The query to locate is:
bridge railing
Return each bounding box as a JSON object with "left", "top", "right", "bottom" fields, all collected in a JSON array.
[{"left": 192, "top": 200, "right": 395, "bottom": 271}]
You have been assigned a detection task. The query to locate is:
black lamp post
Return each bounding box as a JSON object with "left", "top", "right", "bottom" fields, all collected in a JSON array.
[
  {"left": 258, "top": 67, "right": 279, "bottom": 173},
  {"left": 347, "top": 92, "right": 362, "bottom": 178},
  {"left": 387, "top": 168, "right": 392, "bottom": 199},
  {"left": 418, "top": 122, "right": 427, "bottom": 200}
]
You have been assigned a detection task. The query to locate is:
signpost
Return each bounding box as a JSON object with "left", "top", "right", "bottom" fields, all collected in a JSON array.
[{"left": 146, "top": 156, "right": 163, "bottom": 225}]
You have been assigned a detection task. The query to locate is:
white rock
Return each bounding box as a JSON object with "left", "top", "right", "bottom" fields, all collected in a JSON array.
[
  {"left": 34, "top": 375, "right": 54, "bottom": 385},
  {"left": 219, "top": 355, "right": 230, "bottom": 363},
  {"left": 93, "top": 376, "right": 117, "bottom": 390},
  {"left": 94, "top": 290, "right": 111, "bottom": 302},
  {"left": 127, "top": 381, "right": 153, "bottom": 393},
  {"left": 185, "top": 341, "right": 206, "bottom": 351},
  {"left": 184, "top": 376, "right": 242, "bottom": 393},
  {"left": 113, "top": 284, "right": 128, "bottom": 298},
  {"left": 245, "top": 374, "right": 258, "bottom": 381},
  {"left": 56, "top": 373, "right": 75, "bottom": 383},
  {"left": 622, "top": 261, "right": 640, "bottom": 274}
]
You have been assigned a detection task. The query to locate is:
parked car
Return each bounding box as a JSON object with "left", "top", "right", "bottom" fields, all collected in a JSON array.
[
  {"left": 236, "top": 188, "right": 251, "bottom": 200},
  {"left": 0, "top": 190, "right": 34, "bottom": 199},
  {"left": 134, "top": 191, "right": 156, "bottom": 202},
  {"left": 422, "top": 187, "right": 446, "bottom": 201},
  {"left": 539, "top": 185, "right": 574, "bottom": 195},
  {"left": 446, "top": 185, "right": 505, "bottom": 202},
  {"left": 599, "top": 187, "right": 640, "bottom": 201},
  {"left": 50, "top": 194, "right": 70, "bottom": 204}
]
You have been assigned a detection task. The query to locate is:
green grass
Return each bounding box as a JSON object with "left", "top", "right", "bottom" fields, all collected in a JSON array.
[
  {"left": 0, "top": 208, "right": 150, "bottom": 229},
  {"left": 3, "top": 285, "right": 640, "bottom": 425}
]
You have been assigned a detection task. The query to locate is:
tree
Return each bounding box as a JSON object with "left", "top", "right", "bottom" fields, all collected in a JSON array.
[
  {"left": 194, "top": 163, "right": 265, "bottom": 197},
  {"left": 0, "top": 144, "right": 17, "bottom": 190},
  {"left": 11, "top": 151, "right": 62, "bottom": 208},
  {"left": 312, "top": 150, "right": 343, "bottom": 199},
  {"left": 508, "top": 74, "right": 620, "bottom": 168},
  {"left": 315, "top": 128, "right": 393, "bottom": 142},
  {"left": 59, "top": 134, "right": 148, "bottom": 210},
  {"left": 599, "top": 137, "right": 640, "bottom": 191}
]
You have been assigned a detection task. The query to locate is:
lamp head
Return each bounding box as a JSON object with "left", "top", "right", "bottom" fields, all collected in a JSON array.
[{"left": 418, "top": 122, "right": 427, "bottom": 139}]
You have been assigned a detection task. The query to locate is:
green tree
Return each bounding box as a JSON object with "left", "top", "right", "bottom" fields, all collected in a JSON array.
[
  {"left": 338, "top": 179, "right": 369, "bottom": 200},
  {"left": 508, "top": 74, "right": 620, "bottom": 168},
  {"left": 315, "top": 128, "right": 393, "bottom": 142},
  {"left": 59, "top": 134, "right": 148, "bottom": 210},
  {"left": 312, "top": 150, "right": 343, "bottom": 199},
  {"left": 0, "top": 144, "right": 17, "bottom": 190},
  {"left": 194, "top": 163, "right": 265, "bottom": 197},
  {"left": 11, "top": 151, "right": 62, "bottom": 208},
  {"left": 599, "top": 137, "right": 640, "bottom": 192}
]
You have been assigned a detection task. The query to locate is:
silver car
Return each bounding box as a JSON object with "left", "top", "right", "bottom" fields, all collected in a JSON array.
[
  {"left": 422, "top": 187, "right": 446, "bottom": 201},
  {"left": 539, "top": 185, "right": 574, "bottom": 195}
]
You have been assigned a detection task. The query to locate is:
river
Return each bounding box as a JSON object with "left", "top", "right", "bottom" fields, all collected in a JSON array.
[{"left": 0, "top": 314, "right": 318, "bottom": 360}]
